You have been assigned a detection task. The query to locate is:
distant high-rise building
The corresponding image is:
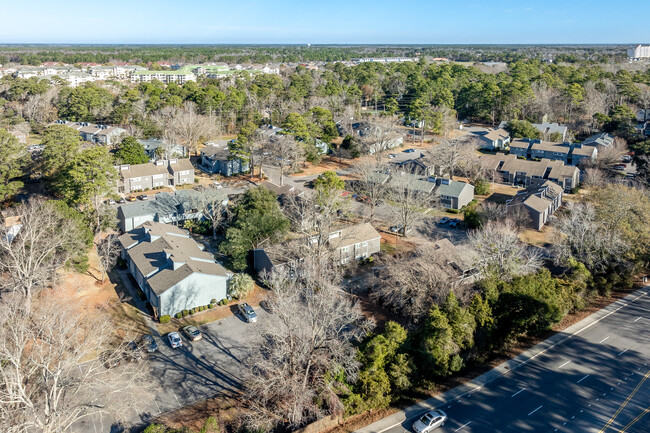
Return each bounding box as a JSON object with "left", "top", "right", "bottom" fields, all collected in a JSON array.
[{"left": 627, "top": 45, "right": 650, "bottom": 60}]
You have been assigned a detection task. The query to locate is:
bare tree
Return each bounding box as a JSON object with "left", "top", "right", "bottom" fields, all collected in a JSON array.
[
  {"left": 0, "top": 293, "right": 152, "bottom": 433},
  {"left": 161, "top": 102, "right": 218, "bottom": 156},
  {"left": 0, "top": 201, "right": 87, "bottom": 309},
  {"left": 244, "top": 265, "right": 370, "bottom": 430},
  {"left": 264, "top": 134, "right": 302, "bottom": 186},
  {"left": 96, "top": 234, "right": 120, "bottom": 283},
  {"left": 428, "top": 138, "right": 473, "bottom": 179},
  {"left": 469, "top": 220, "right": 542, "bottom": 279},
  {"left": 552, "top": 202, "right": 629, "bottom": 273},
  {"left": 190, "top": 186, "right": 229, "bottom": 239},
  {"left": 352, "top": 159, "right": 389, "bottom": 221},
  {"left": 388, "top": 171, "right": 429, "bottom": 236},
  {"left": 359, "top": 116, "right": 402, "bottom": 161}
]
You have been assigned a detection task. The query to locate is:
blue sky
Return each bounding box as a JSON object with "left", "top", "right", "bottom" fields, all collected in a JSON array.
[{"left": 0, "top": 0, "right": 648, "bottom": 44}]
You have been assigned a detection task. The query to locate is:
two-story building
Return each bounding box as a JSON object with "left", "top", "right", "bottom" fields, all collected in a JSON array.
[
  {"left": 482, "top": 154, "right": 580, "bottom": 192},
  {"left": 49, "top": 120, "right": 126, "bottom": 146},
  {"left": 506, "top": 180, "right": 564, "bottom": 230},
  {"left": 115, "top": 159, "right": 194, "bottom": 194},
  {"left": 118, "top": 222, "right": 232, "bottom": 317},
  {"left": 433, "top": 178, "right": 475, "bottom": 210},
  {"left": 117, "top": 190, "right": 205, "bottom": 232},
  {"left": 475, "top": 128, "right": 511, "bottom": 150},
  {"left": 199, "top": 142, "right": 249, "bottom": 176}
]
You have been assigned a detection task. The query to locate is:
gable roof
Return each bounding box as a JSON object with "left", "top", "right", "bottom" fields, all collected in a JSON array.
[
  {"left": 582, "top": 133, "right": 614, "bottom": 147},
  {"left": 331, "top": 223, "right": 381, "bottom": 249}
]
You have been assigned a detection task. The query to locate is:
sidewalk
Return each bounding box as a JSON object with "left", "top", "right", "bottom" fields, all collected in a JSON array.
[
  {"left": 117, "top": 269, "right": 161, "bottom": 338},
  {"left": 355, "top": 286, "right": 649, "bottom": 433}
]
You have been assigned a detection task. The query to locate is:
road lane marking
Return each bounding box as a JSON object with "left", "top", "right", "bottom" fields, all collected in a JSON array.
[
  {"left": 511, "top": 388, "right": 526, "bottom": 397},
  {"left": 634, "top": 316, "right": 642, "bottom": 322},
  {"left": 559, "top": 360, "right": 571, "bottom": 368},
  {"left": 577, "top": 374, "right": 590, "bottom": 384},
  {"left": 454, "top": 421, "right": 471, "bottom": 431},
  {"left": 599, "top": 336, "right": 610, "bottom": 343},
  {"left": 618, "top": 348, "right": 629, "bottom": 356},
  {"left": 528, "top": 405, "right": 543, "bottom": 416},
  {"left": 619, "top": 404, "right": 650, "bottom": 432},
  {"left": 597, "top": 369, "right": 650, "bottom": 433}
]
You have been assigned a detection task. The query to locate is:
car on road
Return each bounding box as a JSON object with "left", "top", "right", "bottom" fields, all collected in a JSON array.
[
  {"left": 138, "top": 194, "right": 149, "bottom": 200},
  {"left": 167, "top": 332, "right": 183, "bottom": 349},
  {"left": 439, "top": 217, "right": 450, "bottom": 224},
  {"left": 182, "top": 325, "right": 203, "bottom": 341},
  {"left": 139, "top": 334, "right": 158, "bottom": 353},
  {"left": 412, "top": 410, "right": 447, "bottom": 433},
  {"left": 238, "top": 303, "right": 258, "bottom": 323},
  {"left": 100, "top": 350, "right": 122, "bottom": 369}
]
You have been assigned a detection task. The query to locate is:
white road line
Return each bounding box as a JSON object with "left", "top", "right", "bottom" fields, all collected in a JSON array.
[
  {"left": 528, "top": 405, "right": 543, "bottom": 416},
  {"left": 599, "top": 336, "right": 610, "bottom": 343},
  {"left": 577, "top": 374, "right": 590, "bottom": 384},
  {"left": 634, "top": 316, "right": 643, "bottom": 322},
  {"left": 455, "top": 421, "right": 471, "bottom": 431},
  {"left": 618, "top": 348, "right": 629, "bottom": 356},
  {"left": 171, "top": 389, "right": 180, "bottom": 405},
  {"left": 511, "top": 388, "right": 526, "bottom": 397},
  {"left": 559, "top": 360, "right": 571, "bottom": 368},
  {"left": 154, "top": 398, "right": 162, "bottom": 414}
]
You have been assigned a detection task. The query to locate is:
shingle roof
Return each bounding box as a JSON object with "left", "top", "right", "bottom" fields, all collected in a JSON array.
[
  {"left": 117, "top": 162, "right": 171, "bottom": 179},
  {"left": 530, "top": 141, "right": 570, "bottom": 154},
  {"left": 435, "top": 180, "right": 473, "bottom": 198},
  {"left": 582, "top": 133, "right": 614, "bottom": 147},
  {"left": 118, "top": 190, "right": 201, "bottom": 219},
  {"left": 483, "top": 128, "right": 509, "bottom": 141},
  {"left": 119, "top": 221, "right": 229, "bottom": 295},
  {"left": 331, "top": 223, "right": 381, "bottom": 249},
  {"left": 168, "top": 158, "right": 194, "bottom": 173}
]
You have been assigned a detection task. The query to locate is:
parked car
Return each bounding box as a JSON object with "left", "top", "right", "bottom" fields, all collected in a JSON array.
[
  {"left": 388, "top": 153, "right": 398, "bottom": 159},
  {"left": 139, "top": 334, "right": 158, "bottom": 353},
  {"left": 439, "top": 217, "right": 450, "bottom": 224},
  {"left": 106, "top": 198, "right": 116, "bottom": 205},
  {"left": 127, "top": 196, "right": 137, "bottom": 202},
  {"left": 167, "top": 332, "right": 183, "bottom": 349},
  {"left": 449, "top": 219, "right": 459, "bottom": 228},
  {"left": 138, "top": 194, "right": 149, "bottom": 201},
  {"left": 613, "top": 164, "right": 627, "bottom": 170},
  {"left": 213, "top": 182, "right": 223, "bottom": 189},
  {"left": 100, "top": 350, "right": 122, "bottom": 369},
  {"left": 182, "top": 325, "right": 203, "bottom": 341},
  {"left": 123, "top": 341, "right": 144, "bottom": 362},
  {"left": 118, "top": 198, "right": 126, "bottom": 204},
  {"left": 403, "top": 148, "right": 416, "bottom": 153},
  {"left": 412, "top": 410, "right": 447, "bottom": 433},
  {"left": 390, "top": 225, "right": 412, "bottom": 235},
  {"left": 238, "top": 303, "right": 258, "bottom": 323},
  {"left": 622, "top": 155, "right": 632, "bottom": 163}
]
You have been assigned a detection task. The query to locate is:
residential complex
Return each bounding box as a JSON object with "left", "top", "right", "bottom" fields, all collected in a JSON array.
[
  {"left": 199, "top": 142, "right": 249, "bottom": 176},
  {"left": 627, "top": 44, "right": 650, "bottom": 60},
  {"left": 482, "top": 153, "right": 580, "bottom": 192},
  {"left": 506, "top": 180, "right": 564, "bottom": 230},
  {"left": 508, "top": 138, "right": 597, "bottom": 166},
  {"left": 50, "top": 120, "right": 126, "bottom": 146},
  {"left": 115, "top": 159, "right": 195, "bottom": 194},
  {"left": 119, "top": 221, "right": 232, "bottom": 317},
  {"left": 117, "top": 190, "right": 204, "bottom": 232}
]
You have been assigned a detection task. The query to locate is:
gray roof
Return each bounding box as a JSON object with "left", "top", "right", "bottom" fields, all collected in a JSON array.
[
  {"left": 507, "top": 180, "right": 563, "bottom": 213},
  {"left": 532, "top": 122, "right": 568, "bottom": 136},
  {"left": 330, "top": 223, "right": 381, "bottom": 249},
  {"left": 118, "top": 190, "right": 202, "bottom": 219},
  {"left": 119, "top": 221, "right": 229, "bottom": 295},
  {"left": 435, "top": 180, "right": 473, "bottom": 198},
  {"left": 582, "top": 133, "right": 615, "bottom": 147}
]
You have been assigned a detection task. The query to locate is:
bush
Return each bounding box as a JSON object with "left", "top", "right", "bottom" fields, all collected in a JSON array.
[
  {"left": 175, "top": 312, "right": 182, "bottom": 319},
  {"left": 194, "top": 178, "right": 199, "bottom": 183},
  {"left": 210, "top": 298, "right": 218, "bottom": 304},
  {"left": 159, "top": 315, "right": 171, "bottom": 324},
  {"left": 209, "top": 303, "right": 216, "bottom": 309},
  {"left": 447, "top": 208, "right": 461, "bottom": 214},
  {"left": 228, "top": 273, "right": 255, "bottom": 299},
  {"left": 218, "top": 299, "right": 229, "bottom": 306},
  {"left": 474, "top": 178, "right": 491, "bottom": 195},
  {"left": 182, "top": 309, "right": 189, "bottom": 317}
]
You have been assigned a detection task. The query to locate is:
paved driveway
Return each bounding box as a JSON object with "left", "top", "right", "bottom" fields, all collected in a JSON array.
[{"left": 76, "top": 307, "right": 270, "bottom": 433}]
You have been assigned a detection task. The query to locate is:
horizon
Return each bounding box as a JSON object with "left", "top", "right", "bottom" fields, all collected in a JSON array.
[{"left": 2, "top": 0, "right": 649, "bottom": 45}]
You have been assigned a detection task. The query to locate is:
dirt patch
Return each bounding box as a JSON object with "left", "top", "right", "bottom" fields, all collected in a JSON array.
[
  {"left": 292, "top": 156, "right": 355, "bottom": 177},
  {"left": 153, "top": 394, "right": 241, "bottom": 433},
  {"left": 519, "top": 225, "right": 554, "bottom": 247}
]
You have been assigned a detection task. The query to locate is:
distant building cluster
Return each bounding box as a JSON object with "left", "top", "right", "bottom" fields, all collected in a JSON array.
[
  {"left": 627, "top": 45, "right": 650, "bottom": 61},
  {"left": 350, "top": 57, "right": 416, "bottom": 64}
]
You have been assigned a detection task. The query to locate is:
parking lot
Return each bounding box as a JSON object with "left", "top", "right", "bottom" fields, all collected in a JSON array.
[{"left": 76, "top": 307, "right": 271, "bottom": 433}]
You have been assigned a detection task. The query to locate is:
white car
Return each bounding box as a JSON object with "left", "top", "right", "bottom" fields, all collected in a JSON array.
[
  {"left": 167, "top": 332, "right": 182, "bottom": 349},
  {"left": 412, "top": 410, "right": 447, "bottom": 433}
]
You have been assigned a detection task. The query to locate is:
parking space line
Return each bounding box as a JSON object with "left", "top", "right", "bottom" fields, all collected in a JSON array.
[
  {"left": 634, "top": 316, "right": 642, "bottom": 322},
  {"left": 599, "top": 336, "right": 610, "bottom": 343},
  {"left": 577, "top": 374, "right": 590, "bottom": 384},
  {"left": 618, "top": 348, "right": 629, "bottom": 357},
  {"left": 559, "top": 360, "right": 571, "bottom": 368},
  {"left": 455, "top": 421, "right": 471, "bottom": 431},
  {"left": 511, "top": 388, "right": 526, "bottom": 397},
  {"left": 528, "top": 405, "right": 543, "bottom": 416}
]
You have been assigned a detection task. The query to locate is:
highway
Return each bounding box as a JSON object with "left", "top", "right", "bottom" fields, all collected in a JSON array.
[{"left": 357, "top": 288, "right": 650, "bottom": 433}]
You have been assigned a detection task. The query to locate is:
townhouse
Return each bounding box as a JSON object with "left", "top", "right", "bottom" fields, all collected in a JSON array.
[
  {"left": 117, "top": 190, "right": 206, "bottom": 232},
  {"left": 506, "top": 180, "right": 564, "bottom": 230},
  {"left": 199, "top": 141, "right": 249, "bottom": 176},
  {"left": 49, "top": 120, "right": 126, "bottom": 146},
  {"left": 475, "top": 128, "right": 511, "bottom": 150},
  {"left": 482, "top": 154, "right": 580, "bottom": 192},
  {"left": 115, "top": 159, "right": 194, "bottom": 194},
  {"left": 508, "top": 138, "right": 597, "bottom": 166}
]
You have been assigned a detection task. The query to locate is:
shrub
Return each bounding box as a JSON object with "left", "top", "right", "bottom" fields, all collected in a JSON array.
[
  {"left": 159, "top": 315, "right": 171, "bottom": 324},
  {"left": 209, "top": 303, "right": 216, "bottom": 309},
  {"left": 210, "top": 298, "right": 218, "bottom": 304},
  {"left": 474, "top": 178, "right": 491, "bottom": 195},
  {"left": 194, "top": 177, "right": 199, "bottom": 183},
  {"left": 447, "top": 208, "right": 461, "bottom": 214},
  {"left": 182, "top": 309, "right": 189, "bottom": 317},
  {"left": 190, "top": 308, "right": 196, "bottom": 315},
  {"left": 175, "top": 312, "right": 182, "bottom": 319},
  {"left": 228, "top": 273, "right": 255, "bottom": 299},
  {"left": 218, "top": 299, "right": 229, "bottom": 306}
]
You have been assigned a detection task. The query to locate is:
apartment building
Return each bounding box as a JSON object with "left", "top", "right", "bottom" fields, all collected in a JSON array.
[
  {"left": 482, "top": 154, "right": 580, "bottom": 192},
  {"left": 131, "top": 70, "right": 197, "bottom": 84},
  {"left": 49, "top": 120, "right": 126, "bottom": 146},
  {"left": 506, "top": 180, "right": 564, "bottom": 230},
  {"left": 509, "top": 138, "right": 597, "bottom": 166},
  {"left": 115, "top": 159, "right": 195, "bottom": 194}
]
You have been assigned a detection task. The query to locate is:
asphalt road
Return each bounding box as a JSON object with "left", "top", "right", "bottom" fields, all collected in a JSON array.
[{"left": 361, "top": 289, "right": 650, "bottom": 433}]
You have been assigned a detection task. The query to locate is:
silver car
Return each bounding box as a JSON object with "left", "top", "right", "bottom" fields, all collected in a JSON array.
[{"left": 412, "top": 410, "right": 447, "bottom": 433}]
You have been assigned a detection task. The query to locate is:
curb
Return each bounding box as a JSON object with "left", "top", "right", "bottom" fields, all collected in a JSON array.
[{"left": 354, "top": 286, "right": 649, "bottom": 433}]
